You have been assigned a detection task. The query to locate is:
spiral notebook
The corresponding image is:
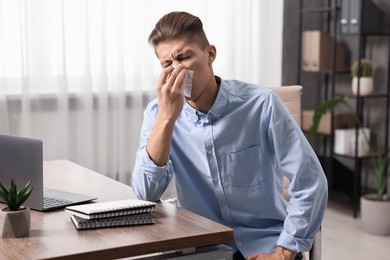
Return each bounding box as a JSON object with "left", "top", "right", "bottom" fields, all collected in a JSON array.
[
  {"left": 65, "top": 199, "right": 156, "bottom": 219},
  {"left": 70, "top": 212, "right": 155, "bottom": 230}
]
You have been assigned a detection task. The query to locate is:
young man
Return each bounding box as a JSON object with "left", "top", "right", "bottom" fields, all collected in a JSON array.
[{"left": 132, "top": 11, "right": 327, "bottom": 260}]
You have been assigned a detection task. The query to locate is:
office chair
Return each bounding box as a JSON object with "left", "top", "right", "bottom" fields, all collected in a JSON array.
[{"left": 268, "top": 85, "right": 321, "bottom": 260}]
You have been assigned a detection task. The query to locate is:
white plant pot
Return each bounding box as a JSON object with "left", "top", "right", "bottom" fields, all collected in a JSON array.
[
  {"left": 361, "top": 194, "right": 390, "bottom": 236},
  {"left": 352, "top": 77, "right": 373, "bottom": 96},
  {"left": 0, "top": 207, "right": 31, "bottom": 238}
]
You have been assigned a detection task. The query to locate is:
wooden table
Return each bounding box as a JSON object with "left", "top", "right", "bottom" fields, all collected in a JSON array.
[{"left": 0, "top": 160, "right": 234, "bottom": 259}]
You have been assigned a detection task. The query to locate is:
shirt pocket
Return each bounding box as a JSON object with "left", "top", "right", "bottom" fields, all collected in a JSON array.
[{"left": 226, "top": 145, "right": 268, "bottom": 189}]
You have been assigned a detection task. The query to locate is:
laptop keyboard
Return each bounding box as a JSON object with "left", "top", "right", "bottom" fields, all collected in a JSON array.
[{"left": 43, "top": 196, "right": 73, "bottom": 209}]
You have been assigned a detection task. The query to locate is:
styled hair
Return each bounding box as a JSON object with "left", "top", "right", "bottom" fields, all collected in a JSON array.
[{"left": 148, "top": 11, "right": 209, "bottom": 49}]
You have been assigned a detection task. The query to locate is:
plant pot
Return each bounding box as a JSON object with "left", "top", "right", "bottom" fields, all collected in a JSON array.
[
  {"left": 0, "top": 207, "right": 31, "bottom": 238},
  {"left": 361, "top": 194, "right": 390, "bottom": 236},
  {"left": 352, "top": 77, "right": 373, "bottom": 96}
]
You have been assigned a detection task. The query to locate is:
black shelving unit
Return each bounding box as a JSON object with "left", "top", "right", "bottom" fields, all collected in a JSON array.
[{"left": 297, "top": 0, "right": 390, "bottom": 218}]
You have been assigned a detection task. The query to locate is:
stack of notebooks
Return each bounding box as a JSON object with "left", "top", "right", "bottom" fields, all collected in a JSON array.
[{"left": 65, "top": 199, "right": 156, "bottom": 230}]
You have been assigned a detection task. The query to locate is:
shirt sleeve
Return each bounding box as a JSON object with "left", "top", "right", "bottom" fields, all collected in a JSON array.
[
  {"left": 265, "top": 91, "right": 328, "bottom": 253},
  {"left": 131, "top": 102, "right": 175, "bottom": 202}
]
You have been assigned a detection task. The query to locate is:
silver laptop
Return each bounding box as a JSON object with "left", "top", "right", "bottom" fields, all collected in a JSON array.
[{"left": 0, "top": 134, "right": 96, "bottom": 211}]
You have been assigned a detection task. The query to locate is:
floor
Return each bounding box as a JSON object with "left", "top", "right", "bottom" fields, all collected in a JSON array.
[{"left": 321, "top": 199, "right": 390, "bottom": 259}]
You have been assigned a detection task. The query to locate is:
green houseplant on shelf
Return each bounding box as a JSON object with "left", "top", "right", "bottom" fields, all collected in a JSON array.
[
  {"left": 0, "top": 179, "right": 33, "bottom": 238},
  {"left": 351, "top": 58, "right": 374, "bottom": 96},
  {"left": 310, "top": 96, "right": 390, "bottom": 235}
]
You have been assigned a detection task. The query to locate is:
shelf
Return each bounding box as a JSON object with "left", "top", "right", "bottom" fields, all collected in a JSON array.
[
  {"left": 335, "top": 92, "right": 389, "bottom": 99},
  {"left": 340, "top": 32, "right": 390, "bottom": 37},
  {"left": 300, "top": 7, "right": 338, "bottom": 13},
  {"left": 334, "top": 151, "right": 385, "bottom": 159},
  {"left": 297, "top": 0, "right": 390, "bottom": 219},
  {"left": 301, "top": 69, "right": 350, "bottom": 75},
  {"left": 302, "top": 130, "right": 332, "bottom": 136}
]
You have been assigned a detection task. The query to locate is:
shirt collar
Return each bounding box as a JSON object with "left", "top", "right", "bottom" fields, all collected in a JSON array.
[{"left": 183, "top": 76, "right": 229, "bottom": 122}]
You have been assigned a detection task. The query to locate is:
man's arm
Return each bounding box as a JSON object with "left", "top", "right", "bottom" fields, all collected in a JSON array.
[
  {"left": 266, "top": 91, "right": 328, "bottom": 253},
  {"left": 146, "top": 64, "right": 186, "bottom": 166},
  {"left": 131, "top": 65, "right": 187, "bottom": 201},
  {"left": 131, "top": 105, "right": 176, "bottom": 202},
  {"left": 146, "top": 115, "right": 176, "bottom": 166}
]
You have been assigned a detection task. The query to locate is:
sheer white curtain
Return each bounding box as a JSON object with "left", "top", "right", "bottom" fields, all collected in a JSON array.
[{"left": 0, "top": 0, "right": 283, "bottom": 184}]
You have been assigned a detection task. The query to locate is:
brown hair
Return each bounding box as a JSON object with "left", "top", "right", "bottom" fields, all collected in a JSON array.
[{"left": 148, "top": 11, "right": 209, "bottom": 49}]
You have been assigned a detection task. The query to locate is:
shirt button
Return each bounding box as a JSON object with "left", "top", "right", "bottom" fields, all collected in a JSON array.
[
  {"left": 207, "top": 150, "right": 212, "bottom": 155},
  {"left": 213, "top": 177, "right": 219, "bottom": 182}
]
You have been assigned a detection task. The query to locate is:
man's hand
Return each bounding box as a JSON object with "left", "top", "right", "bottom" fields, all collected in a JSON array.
[
  {"left": 246, "top": 247, "right": 297, "bottom": 260},
  {"left": 156, "top": 64, "right": 187, "bottom": 122},
  {"left": 146, "top": 64, "right": 187, "bottom": 166}
]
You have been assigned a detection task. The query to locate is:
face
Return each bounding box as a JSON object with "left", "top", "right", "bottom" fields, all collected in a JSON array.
[{"left": 155, "top": 36, "right": 216, "bottom": 101}]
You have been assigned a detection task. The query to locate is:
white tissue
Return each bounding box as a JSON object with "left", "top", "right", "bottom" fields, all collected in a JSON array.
[{"left": 183, "top": 70, "right": 193, "bottom": 98}]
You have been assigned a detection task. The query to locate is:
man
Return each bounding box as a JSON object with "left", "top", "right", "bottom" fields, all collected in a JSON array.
[{"left": 132, "top": 11, "right": 327, "bottom": 260}]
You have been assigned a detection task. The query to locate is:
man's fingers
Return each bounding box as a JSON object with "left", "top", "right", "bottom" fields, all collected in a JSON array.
[
  {"left": 158, "top": 65, "right": 186, "bottom": 95},
  {"left": 171, "top": 67, "right": 186, "bottom": 94},
  {"left": 157, "top": 66, "right": 174, "bottom": 90},
  {"left": 166, "top": 65, "right": 184, "bottom": 87}
]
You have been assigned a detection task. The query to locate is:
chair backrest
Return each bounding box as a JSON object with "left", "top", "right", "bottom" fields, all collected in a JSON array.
[{"left": 267, "top": 85, "right": 302, "bottom": 127}]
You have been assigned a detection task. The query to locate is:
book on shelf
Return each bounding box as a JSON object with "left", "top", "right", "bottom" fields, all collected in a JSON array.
[
  {"left": 65, "top": 199, "right": 156, "bottom": 219},
  {"left": 70, "top": 212, "right": 155, "bottom": 230}
]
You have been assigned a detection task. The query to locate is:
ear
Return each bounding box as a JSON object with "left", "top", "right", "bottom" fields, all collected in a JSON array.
[{"left": 207, "top": 45, "right": 217, "bottom": 64}]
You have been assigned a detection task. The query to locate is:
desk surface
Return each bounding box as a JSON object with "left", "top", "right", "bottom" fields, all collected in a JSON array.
[{"left": 0, "top": 160, "right": 233, "bottom": 260}]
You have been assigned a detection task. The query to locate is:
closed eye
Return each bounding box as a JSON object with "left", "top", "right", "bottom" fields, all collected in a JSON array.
[
  {"left": 161, "top": 62, "right": 172, "bottom": 68},
  {"left": 176, "top": 54, "right": 191, "bottom": 62}
]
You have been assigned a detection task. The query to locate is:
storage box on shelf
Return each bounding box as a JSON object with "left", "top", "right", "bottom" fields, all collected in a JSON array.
[
  {"left": 302, "top": 110, "right": 356, "bottom": 135},
  {"left": 301, "top": 30, "right": 348, "bottom": 72}
]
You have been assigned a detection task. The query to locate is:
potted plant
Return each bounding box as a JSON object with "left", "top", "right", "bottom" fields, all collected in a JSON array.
[
  {"left": 310, "top": 96, "right": 390, "bottom": 235},
  {"left": 0, "top": 179, "right": 33, "bottom": 238},
  {"left": 351, "top": 58, "right": 374, "bottom": 96}
]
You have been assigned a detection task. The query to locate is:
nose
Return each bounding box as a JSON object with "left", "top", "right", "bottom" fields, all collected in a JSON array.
[{"left": 172, "top": 60, "right": 181, "bottom": 68}]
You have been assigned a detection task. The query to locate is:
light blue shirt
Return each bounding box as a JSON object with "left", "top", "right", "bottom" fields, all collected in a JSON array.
[{"left": 131, "top": 77, "right": 328, "bottom": 256}]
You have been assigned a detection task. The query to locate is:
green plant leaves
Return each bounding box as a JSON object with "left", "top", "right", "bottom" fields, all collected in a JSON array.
[
  {"left": 0, "top": 179, "right": 33, "bottom": 211},
  {"left": 309, "top": 96, "right": 389, "bottom": 200},
  {"left": 309, "top": 96, "right": 350, "bottom": 135}
]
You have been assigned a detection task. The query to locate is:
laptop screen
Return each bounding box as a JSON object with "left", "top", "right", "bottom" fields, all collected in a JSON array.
[{"left": 0, "top": 134, "right": 44, "bottom": 210}]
